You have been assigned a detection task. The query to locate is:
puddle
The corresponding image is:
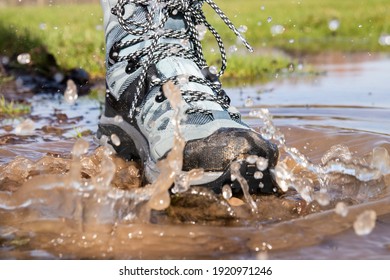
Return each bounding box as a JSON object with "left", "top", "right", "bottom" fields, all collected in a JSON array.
[{"left": 0, "top": 54, "right": 390, "bottom": 259}]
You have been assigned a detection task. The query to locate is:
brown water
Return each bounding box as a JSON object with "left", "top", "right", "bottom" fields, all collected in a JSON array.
[{"left": 0, "top": 53, "right": 389, "bottom": 259}]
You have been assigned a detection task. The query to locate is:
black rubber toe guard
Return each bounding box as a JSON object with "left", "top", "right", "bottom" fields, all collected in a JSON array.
[{"left": 182, "top": 128, "right": 279, "bottom": 194}]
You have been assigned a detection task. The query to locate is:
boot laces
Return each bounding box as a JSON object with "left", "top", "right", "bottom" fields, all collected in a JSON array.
[{"left": 110, "top": 0, "right": 253, "bottom": 119}]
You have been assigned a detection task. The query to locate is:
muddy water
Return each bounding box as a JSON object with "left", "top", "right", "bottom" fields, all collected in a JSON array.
[{"left": 0, "top": 54, "right": 390, "bottom": 259}]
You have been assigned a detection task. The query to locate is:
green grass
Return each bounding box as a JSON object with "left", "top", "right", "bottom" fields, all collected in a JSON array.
[
  {"left": 203, "top": 0, "right": 390, "bottom": 54},
  {"left": 0, "top": 4, "right": 105, "bottom": 77},
  {"left": 0, "top": 95, "right": 31, "bottom": 117},
  {"left": 0, "top": 0, "right": 389, "bottom": 79},
  {"left": 0, "top": 75, "right": 14, "bottom": 85}
]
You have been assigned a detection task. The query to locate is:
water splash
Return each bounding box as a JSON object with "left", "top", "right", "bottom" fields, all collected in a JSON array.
[
  {"left": 335, "top": 202, "right": 349, "bottom": 217},
  {"left": 209, "top": 65, "right": 218, "bottom": 75},
  {"left": 238, "top": 25, "right": 248, "bottom": 33},
  {"left": 270, "top": 25, "right": 285, "bottom": 36},
  {"left": 379, "top": 34, "right": 390, "bottom": 46},
  {"left": 253, "top": 108, "right": 390, "bottom": 204},
  {"left": 113, "top": 115, "right": 123, "bottom": 123},
  {"left": 110, "top": 134, "right": 121, "bottom": 146},
  {"left": 328, "top": 19, "right": 340, "bottom": 31},
  {"left": 16, "top": 53, "right": 31, "bottom": 65},
  {"left": 64, "top": 79, "right": 78, "bottom": 105},
  {"left": 230, "top": 161, "right": 258, "bottom": 213},
  {"left": 229, "top": 45, "right": 238, "bottom": 53},
  {"left": 147, "top": 81, "right": 204, "bottom": 211},
  {"left": 222, "top": 184, "right": 233, "bottom": 200},
  {"left": 353, "top": 210, "right": 377, "bottom": 236},
  {"left": 14, "top": 119, "right": 35, "bottom": 135},
  {"left": 0, "top": 140, "right": 144, "bottom": 226},
  {"left": 244, "top": 97, "right": 254, "bottom": 107},
  {"left": 196, "top": 24, "right": 207, "bottom": 40}
]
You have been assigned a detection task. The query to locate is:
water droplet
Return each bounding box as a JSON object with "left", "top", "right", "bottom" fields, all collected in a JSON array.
[
  {"left": 172, "top": 173, "right": 190, "bottom": 193},
  {"left": 230, "top": 161, "right": 258, "bottom": 213},
  {"left": 99, "top": 134, "right": 109, "bottom": 146},
  {"left": 267, "top": 17, "right": 272, "bottom": 23},
  {"left": 270, "top": 25, "right": 285, "bottom": 36},
  {"left": 188, "top": 168, "right": 204, "bottom": 182},
  {"left": 378, "top": 34, "right": 390, "bottom": 46},
  {"left": 238, "top": 25, "right": 248, "bottom": 33},
  {"left": 314, "top": 190, "right": 330, "bottom": 206},
  {"left": 151, "top": 75, "right": 161, "bottom": 84},
  {"left": 335, "top": 202, "right": 349, "bottom": 217},
  {"left": 149, "top": 190, "right": 171, "bottom": 211},
  {"left": 156, "top": 28, "right": 165, "bottom": 36},
  {"left": 39, "top": 23, "right": 47, "bottom": 30},
  {"left": 1, "top": 56, "right": 10, "bottom": 65},
  {"left": 172, "top": 9, "right": 178, "bottom": 15},
  {"left": 244, "top": 97, "right": 254, "bottom": 107},
  {"left": 289, "top": 39, "right": 295, "bottom": 44},
  {"left": 254, "top": 171, "right": 263, "bottom": 179},
  {"left": 358, "top": 24, "right": 363, "bottom": 28},
  {"left": 169, "top": 159, "right": 181, "bottom": 171},
  {"left": 114, "top": 115, "right": 123, "bottom": 123},
  {"left": 229, "top": 45, "right": 238, "bottom": 53},
  {"left": 209, "top": 65, "right": 218, "bottom": 75},
  {"left": 222, "top": 184, "right": 232, "bottom": 200},
  {"left": 110, "top": 134, "right": 121, "bottom": 146},
  {"left": 353, "top": 210, "right": 376, "bottom": 236},
  {"left": 321, "top": 144, "right": 352, "bottom": 165},
  {"left": 196, "top": 24, "right": 207, "bottom": 40},
  {"left": 64, "top": 79, "right": 78, "bottom": 105},
  {"left": 15, "top": 119, "right": 35, "bottom": 135},
  {"left": 287, "top": 63, "right": 295, "bottom": 72},
  {"left": 177, "top": 74, "right": 189, "bottom": 86},
  {"left": 328, "top": 19, "right": 340, "bottom": 31},
  {"left": 256, "top": 157, "right": 269, "bottom": 171},
  {"left": 260, "top": 6, "right": 265, "bottom": 11},
  {"left": 257, "top": 251, "right": 268, "bottom": 260},
  {"left": 53, "top": 72, "right": 64, "bottom": 83},
  {"left": 17, "top": 53, "right": 31, "bottom": 64},
  {"left": 231, "top": 161, "right": 241, "bottom": 172},
  {"left": 180, "top": 38, "right": 190, "bottom": 49},
  {"left": 71, "top": 138, "right": 89, "bottom": 157},
  {"left": 246, "top": 155, "right": 258, "bottom": 164}
]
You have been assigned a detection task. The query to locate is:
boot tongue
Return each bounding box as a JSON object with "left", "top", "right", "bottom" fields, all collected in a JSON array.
[
  {"left": 164, "top": 14, "right": 186, "bottom": 31},
  {"left": 156, "top": 12, "right": 213, "bottom": 94},
  {"left": 156, "top": 13, "right": 223, "bottom": 110}
]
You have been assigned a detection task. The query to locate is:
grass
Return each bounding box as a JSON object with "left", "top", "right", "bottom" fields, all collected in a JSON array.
[
  {"left": 0, "top": 75, "right": 14, "bottom": 85},
  {"left": 203, "top": 0, "right": 390, "bottom": 54},
  {"left": 0, "top": 0, "right": 389, "bottom": 79},
  {"left": 0, "top": 95, "right": 31, "bottom": 117},
  {"left": 0, "top": 4, "right": 105, "bottom": 77}
]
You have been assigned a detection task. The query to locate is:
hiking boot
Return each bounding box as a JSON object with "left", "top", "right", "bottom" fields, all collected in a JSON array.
[{"left": 98, "top": 0, "right": 279, "bottom": 194}]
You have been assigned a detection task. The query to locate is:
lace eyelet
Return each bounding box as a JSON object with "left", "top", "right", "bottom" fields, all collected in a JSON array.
[
  {"left": 155, "top": 92, "right": 166, "bottom": 103},
  {"left": 109, "top": 43, "right": 120, "bottom": 61},
  {"left": 201, "top": 66, "right": 219, "bottom": 83},
  {"left": 125, "top": 59, "right": 137, "bottom": 74}
]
